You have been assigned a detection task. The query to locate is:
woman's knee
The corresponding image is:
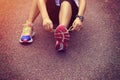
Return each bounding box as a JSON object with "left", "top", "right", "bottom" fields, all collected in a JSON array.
[
  {"left": 60, "top": 0, "right": 72, "bottom": 9},
  {"left": 60, "top": 0, "right": 72, "bottom": 5}
]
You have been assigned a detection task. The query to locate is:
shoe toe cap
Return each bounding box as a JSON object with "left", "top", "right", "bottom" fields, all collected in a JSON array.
[{"left": 21, "top": 36, "right": 31, "bottom": 41}]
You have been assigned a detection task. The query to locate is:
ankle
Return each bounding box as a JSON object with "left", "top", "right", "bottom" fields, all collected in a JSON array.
[
  {"left": 58, "top": 24, "right": 68, "bottom": 28},
  {"left": 23, "top": 20, "right": 34, "bottom": 27},
  {"left": 58, "top": 24, "right": 66, "bottom": 28},
  {"left": 26, "top": 20, "right": 34, "bottom": 25}
]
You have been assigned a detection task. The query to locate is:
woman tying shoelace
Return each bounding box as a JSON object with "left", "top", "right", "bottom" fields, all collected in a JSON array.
[{"left": 19, "top": 0, "right": 86, "bottom": 51}]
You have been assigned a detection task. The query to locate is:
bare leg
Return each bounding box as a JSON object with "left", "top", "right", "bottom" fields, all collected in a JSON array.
[
  {"left": 59, "top": 1, "right": 72, "bottom": 28},
  {"left": 20, "top": 0, "right": 49, "bottom": 43},
  {"left": 20, "top": 0, "right": 40, "bottom": 40},
  {"left": 27, "top": 0, "right": 40, "bottom": 23}
]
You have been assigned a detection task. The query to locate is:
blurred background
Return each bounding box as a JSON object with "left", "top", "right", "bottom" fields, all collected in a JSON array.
[{"left": 0, "top": 0, "right": 120, "bottom": 80}]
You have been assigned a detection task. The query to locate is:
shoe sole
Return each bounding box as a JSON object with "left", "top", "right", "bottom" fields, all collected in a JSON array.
[
  {"left": 54, "top": 25, "right": 70, "bottom": 42},
  {"left": 54, "top": 25, "right": 70, "bottom": 51}
]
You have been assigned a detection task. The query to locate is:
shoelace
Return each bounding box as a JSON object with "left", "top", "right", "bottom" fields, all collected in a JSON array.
[
  {"left": 52, "top": 26, "right": 73, "bottom": 32},
  {"left": 22, "top": 26, "right": 31, "bottom": 34},
  {"left": 54, "top": 26, "right": 71, "bottom": 42},
  {"left": 22, "top": 20, "right": 34, "bottom": 34}
]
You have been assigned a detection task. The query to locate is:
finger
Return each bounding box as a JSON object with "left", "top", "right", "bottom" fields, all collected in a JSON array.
[
  {"left": 45, "top": 24, "right": 50, "bottom": 31},
  {"left": 43, "top": 23, "right": 47, "bottom": 31},
  {"left": 49, "top": 23, "right": 53, "bottom": 32},
  {"left": 75, "top": 24, "right": 79, "bottom": 31},
  {"left": 76, "top": 25, "right": 82, "bottom": 31},
  {"left": 47, "top": 24, "right": 50, "bottom": 31},
  {"left": 43, "top": 25, "right": 47, "bottom": 31},
  {"left": 71, "top": 23, "right": 76, "bottom": 31},
  {"left": 47, "top": 23, "right": 51, "bottom": 32},
  {"left": 48, "top": 24, "right": 51, "bottom": 32},
  {"left": 77, "top": 28, "right": 81, "bottom": 31}
]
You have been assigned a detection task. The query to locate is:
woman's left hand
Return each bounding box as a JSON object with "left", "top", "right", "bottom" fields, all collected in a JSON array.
[{"left": 71, "top": 18, "right": 83, "bottom": 31}]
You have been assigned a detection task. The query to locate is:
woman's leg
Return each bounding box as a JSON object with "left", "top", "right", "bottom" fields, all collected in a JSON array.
[
  {"left": 54, "top": 1, "right": 73, "bottom": 51},
  {"left": 27, "top": 0, "right": 40, "bottom": 23},
  {"left": 59, "top": 1, "right": 72, "bottom": 28},
  {"left": 20, "top": 0, "right": 41, "bottom": 43}
]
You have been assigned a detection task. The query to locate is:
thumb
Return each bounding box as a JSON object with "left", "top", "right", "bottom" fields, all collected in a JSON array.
[
  {"left": 49, "top": 23, "right": 53, "bottom": 32},
  {"left": 71, "top": 23, "right": 76, "bottom": 31}
]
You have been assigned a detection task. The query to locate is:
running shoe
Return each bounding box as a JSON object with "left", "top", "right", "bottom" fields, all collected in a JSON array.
[
  {"left": 54, "top": 25, "right": 70, "bottom": 51},
  {"left": 19, "top": 21, "right": 35, "bottom": 44}
]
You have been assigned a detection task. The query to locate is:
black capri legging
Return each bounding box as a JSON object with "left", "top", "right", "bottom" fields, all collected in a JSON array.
[{"left": 46, "top": 0, "right": 78, "bottom": 27}]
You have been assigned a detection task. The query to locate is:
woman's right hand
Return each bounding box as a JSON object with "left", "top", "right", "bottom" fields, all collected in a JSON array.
[{"left": 43, "top": 18, "right": 53, "bottom": 32}]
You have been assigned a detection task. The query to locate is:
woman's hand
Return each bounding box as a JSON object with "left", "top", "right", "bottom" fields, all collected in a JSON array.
[
  {"left": 43, "top": 18, "right": 53, "bottom": 32},
  {"left": 71, "top": 18, "right": 83, "bottom": 31}
]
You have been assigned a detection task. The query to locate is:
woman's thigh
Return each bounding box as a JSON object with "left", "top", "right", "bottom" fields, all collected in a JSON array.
[{"left": 46, "top": 0, "right": 78, "bottom": 27}]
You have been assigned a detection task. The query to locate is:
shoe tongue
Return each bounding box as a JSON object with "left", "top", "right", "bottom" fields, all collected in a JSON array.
[{"left": 23, "top": 27, "right": 31, "bottom": 35}]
